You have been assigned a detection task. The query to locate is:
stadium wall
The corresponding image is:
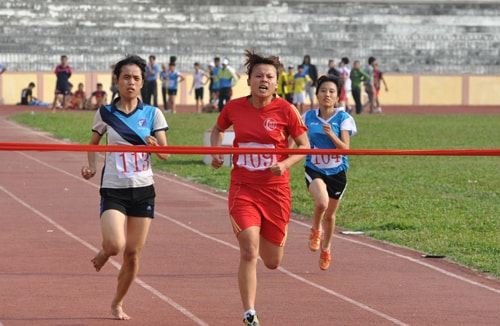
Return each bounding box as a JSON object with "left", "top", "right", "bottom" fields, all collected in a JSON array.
[{"left": 1, "top": 72, "right": 500, "bottom": 107}]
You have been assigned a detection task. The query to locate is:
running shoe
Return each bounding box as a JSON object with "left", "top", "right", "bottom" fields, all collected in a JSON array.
[
  {"left": 319, "top": 248, "right": 332, "bottom": 270},
  {"left": 243, "top": 313, "right": 260, "bottom": 326},
  {"left": 308, "top": 228, "right": 321, "bottom": 251}
]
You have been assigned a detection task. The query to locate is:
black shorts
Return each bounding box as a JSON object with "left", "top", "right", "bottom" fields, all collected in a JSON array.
[
  {"left": 195, "top": 87, "right": 204, "bottom": 100},
  {"left": 99, "top": 185, "right": 156, "bottom": 218},
  {"left": 168, "top": 89, "right": 178, "bottom": 96},
  {"left": 305, "top": 166, "right": 347, "bottom": 200}
]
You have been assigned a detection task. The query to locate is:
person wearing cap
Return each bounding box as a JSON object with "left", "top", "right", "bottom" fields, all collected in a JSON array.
[{"left": 216, "top": 57, "right": 239, "bottom": 112}]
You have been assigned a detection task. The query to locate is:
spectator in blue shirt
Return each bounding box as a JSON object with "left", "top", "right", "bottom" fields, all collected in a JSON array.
[{"left": 142, "top": 55, "right": 160, "bottom": 106}]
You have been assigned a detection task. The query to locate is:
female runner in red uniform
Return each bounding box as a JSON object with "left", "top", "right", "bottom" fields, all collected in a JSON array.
[{"left": 210, "top": 50, "right": 310, "bottom": 326}]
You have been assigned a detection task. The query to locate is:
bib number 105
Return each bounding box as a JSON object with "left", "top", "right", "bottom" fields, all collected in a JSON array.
[{"left": 115, "top": 152, "right": 152, "bottom": 178}]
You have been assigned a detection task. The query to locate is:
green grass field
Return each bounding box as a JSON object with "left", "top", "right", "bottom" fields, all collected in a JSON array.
[{"left": 9, "top": 111, "right": 500, "bottom": 278}]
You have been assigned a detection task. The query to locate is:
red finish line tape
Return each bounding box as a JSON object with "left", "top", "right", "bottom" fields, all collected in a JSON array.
[{"left": 0, "top": 143, "right": 499, "bottom": 156}]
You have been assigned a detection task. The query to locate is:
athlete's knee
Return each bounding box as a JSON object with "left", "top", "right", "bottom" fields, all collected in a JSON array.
[
  {"left": 314, "top": 200, "right": 328, "bottom": 214},
  {"left": 122, "top": 248, "right": 142, "bottom": 266},
  {"left": 262, "top": 256, "right": 281, "bottom": 270},
  {"left": 102, "top": 241, "right": 124, "bottom": 257}
]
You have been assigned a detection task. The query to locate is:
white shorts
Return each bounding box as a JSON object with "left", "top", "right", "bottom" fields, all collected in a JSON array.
[{"left": 293, "top": 91, "right": 306, "bottom": 104}]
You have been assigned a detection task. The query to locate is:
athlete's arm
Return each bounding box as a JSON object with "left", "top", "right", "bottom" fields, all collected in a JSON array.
[
  {"left": 82, "top": 131, "right": 102, "bottom": 180},
  {"left": 322, "top": 126, "right": 350, "bottom": 150},
  {"left": 210, "top": 124, "right": 226, "bottom": 169},
  {"left": 146, "top": 130, "right": 169, "bottom": 160},
  {"left": 270, "top": 132, "right": 310, "bottom": 176}
]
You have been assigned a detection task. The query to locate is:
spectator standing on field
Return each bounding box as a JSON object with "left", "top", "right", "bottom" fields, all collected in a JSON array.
[
  {"left": 216, "top": 58, "right": 239, "bottom": 112},
  {"left": 293, "top": 64, "right": 312, "bottom": 114},
  {"left": 211, "top": 57, "right": 221, "bottom": 97},
  {"left": 327, "top": 59, "right": 340, "bottom": 77},
  {"left": 373, "top": 62, "right": 388, "bottom": 113},
  {"left": 349, "top": 60, "right": 370, "bottom": 115},
  {"left": 302, "top": 55, "right": 318, "bottom": 109},
  {"left": 166, "top": 62, "right": 184, "bottom": 114},
  {"left": 142, "top": 55, "right": 159, "bottom": 106},
  {"left": 363, "top": 56, "right": 377, "bottom": 114},
  {"left": 189, "top": 62, "right": 210, "bottom": 113},
  {"left": 51, "top": 55, "right": 72, "bottom": 112},
  {"left": 159, "top": 64, "right": 169, "bottom": 112},
  {"left": 338, "top": 57, "right": 352, "bottom": 112}
]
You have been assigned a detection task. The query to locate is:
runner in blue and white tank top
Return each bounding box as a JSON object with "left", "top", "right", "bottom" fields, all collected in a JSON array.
[
  {"left": 81, "top": 55, "right": 169, "bottom": 321},
  {"left": 166, "top": 62, "right": 184, "bottom": 114},
  {"left": 302, "top": 75, "right": 357, "bottom": 271}
]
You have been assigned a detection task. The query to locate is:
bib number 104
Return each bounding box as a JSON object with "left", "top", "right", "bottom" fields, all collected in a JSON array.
[{"left": 311, "top": 154, "right": 342, "bottom": 169}]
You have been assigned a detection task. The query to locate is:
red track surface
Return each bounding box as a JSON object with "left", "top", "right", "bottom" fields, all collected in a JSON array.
[{"left": 1, "top": 105, "right": 499, "bottom": 325}]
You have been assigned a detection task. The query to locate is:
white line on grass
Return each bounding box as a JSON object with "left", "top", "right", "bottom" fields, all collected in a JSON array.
[{"left": 0, "top": 184, "right": 208, "bottom": 326}]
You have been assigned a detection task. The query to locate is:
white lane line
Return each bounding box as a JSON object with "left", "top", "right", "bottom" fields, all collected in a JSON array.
[
  {"left": 0, "top": 185, "right": 208, "bottom": 326},
  {"left": 291, "top": 219, "right": 500, "bottom": 295},
  {"left": 14, "top": 151, "right": 408, "bottom": 325},
  {"left": 11, "top": 149, "right": 499, "bottom": 324},
  {"left": 155, "top": 211, "right": 408, "bottom": 326},
  {"left": 157, "top": 173, "right": 500, "bottom": 295}
]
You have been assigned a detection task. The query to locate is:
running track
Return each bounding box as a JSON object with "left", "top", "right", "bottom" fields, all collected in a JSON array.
[{"left": 0, "top": 105, "right": 499, "bottom": 325}]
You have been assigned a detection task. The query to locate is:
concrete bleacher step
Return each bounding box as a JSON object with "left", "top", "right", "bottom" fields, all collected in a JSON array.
[{"left": 0, "top": 0, "right": 499, "bottom": 74}]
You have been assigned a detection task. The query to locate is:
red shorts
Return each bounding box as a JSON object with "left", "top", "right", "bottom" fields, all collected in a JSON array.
[{"left": 228, "top": 182, "right": 291, "bottom": 246}]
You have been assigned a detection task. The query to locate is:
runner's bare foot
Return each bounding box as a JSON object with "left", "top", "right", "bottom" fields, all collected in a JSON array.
[
  {"left": 111, "top": 303, "right": 131, "bottom": 320},
  {"left": 91, "top": 250, "right": 109, "bottom": 272}
]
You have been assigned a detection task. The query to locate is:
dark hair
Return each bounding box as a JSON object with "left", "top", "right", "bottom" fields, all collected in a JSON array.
[
  {"left": 194, "top": 62, "right": 200, "bottom": 66},
  {"left": 149, "top": 55, "right": 156, "bottom": 60},
  {"left": 341, "top": 57, "right": 349, "bottom": 65},
  {"left": 368, "top": 56, "right": 376, "bottom": 65},
  {"left": 303, "top": 55, "right": 311, "bottom": 64},
  {"left": 315, "top": 75, "right": 343, "bottom": 95},
  {"left": 113, "top": 55, "right": 147, "bottom": 81},
  {"left": 29, "top": 82, "right": 35, "bottom": 87},
  {"left": 244, "top": 49, "right": 280, "bottom": 79},
  {"left": 97, "top": 83, "right": 103, "bottom": 87},
  {"left": 61, "top": 55, "right": 67, "bottom": 60},
  {"left": 214, "top": 57, "right": 220, "bottom": 62}
]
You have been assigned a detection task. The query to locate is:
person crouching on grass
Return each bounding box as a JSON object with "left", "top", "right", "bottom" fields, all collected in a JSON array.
[
  {"left": 81, "top": 55, "right": 169, "bottom": 320},
  {"left": 303, "top": 75, "right": 357, "bottom": 270},
  {"left": 210, "top": 50, "right": 310, "bottom": 326}
]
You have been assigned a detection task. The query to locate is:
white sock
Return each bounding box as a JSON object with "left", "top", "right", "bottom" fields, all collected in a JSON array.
[{"left": 244, "top": 309, "right": 256, "bottom": 318}]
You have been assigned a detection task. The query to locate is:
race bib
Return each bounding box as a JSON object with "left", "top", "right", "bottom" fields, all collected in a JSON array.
[
  {"left": 311, "top": 153, "right": 342, "bottom": 169},
  {"left": 167, "top": 79, "right": 175, "bottom": 88},
  {"left": 236, "top": 142, "right": 277, "bottom": 171},
  {"left": 115, "top": 152, "right": 153, "bottom": 179}
]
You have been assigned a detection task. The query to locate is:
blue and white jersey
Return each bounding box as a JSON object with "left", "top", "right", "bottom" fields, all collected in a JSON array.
[
  {"left": 167, "top": 70, "right": 180, "bottom": 90},
  {"left": 303, "top": 107, "right": 357, "bottom": 176},
  {"left": 92, "top": 99, "right": 168, "bottom": 189}
]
